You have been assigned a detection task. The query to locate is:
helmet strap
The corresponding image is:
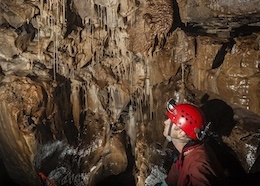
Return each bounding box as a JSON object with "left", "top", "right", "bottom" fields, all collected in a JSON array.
[
  {"left": 196, "top": 122, "right": 212, "bottom": 141},
  {"left": 169, "top": 136, "right": 190, "bottom": 143},
  {"left": 168, "top": 121, "right": 173, "bottom": 136}
]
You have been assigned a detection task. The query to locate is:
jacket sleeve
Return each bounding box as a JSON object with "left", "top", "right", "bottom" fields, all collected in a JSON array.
[{"left": 188, "top": 161, "right": 225, "bottom": 186}]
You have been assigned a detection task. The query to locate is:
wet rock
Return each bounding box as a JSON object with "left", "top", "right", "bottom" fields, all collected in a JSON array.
[{"left": 0, "top": 0, "right": 259, "bottom": 185}]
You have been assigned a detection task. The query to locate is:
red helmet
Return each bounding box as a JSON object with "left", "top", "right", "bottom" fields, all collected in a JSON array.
[{"left": 167, "top": 100, "right": 205, "bottom": 140}]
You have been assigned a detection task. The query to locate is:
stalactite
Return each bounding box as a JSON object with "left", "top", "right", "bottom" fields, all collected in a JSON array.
[
  {"left": 56, "top": 0, "right": 59, "bottom": 24},
  {"left": 71, "top": 80, "right": 81, "bottom": 132},
  {"left": 149, "top": 86, "right": 153, "bottom": 120},
  {"left": 91, "top": 24, "right": 95, "bottom": 64},
  {"left": 49, "top": 13, "right": 56, "bottom": 80},
  {"left": 100, "top": 5, "right": 103, "bottom": 28},
  {"left": 64, "top": 0, "right": 67, "bottom": 24},
  {"left": 40, "top": 0, "right": 44, "bottom": 21},
  {"left": 37, "top": 25, "right": 40, "bottom": 66},
  {"left": 112, "top": 6, "right": 116, "bottom": 28},
  {"left": 145, "top": 58, "right": 150, "bottom": 103},
  {"left": 82, "top": 84, "right": 88, "bottom": 115},
  {"left": 56, "top": 0, "right": 60, "bottom": 78},
  {"left": 108, "top": 85, "right": 119, "bottom": 123},
  {"left": 179, "top": 63, "right": 186, "bottom": 103},
  {"left": 38, "top": 0, "right": 64, "bottom": 80},
  {"left": 132, "top": 0, "right": 136, "bottom": 28},
  {"left": 136, "top": 88, "right": 144, "bottom": 123},
  {"left": 97, "top": 4, "right": 100, "bottom": 27},
  {"left": 126, "top": 105, "right": 136, "bottom": 156}
]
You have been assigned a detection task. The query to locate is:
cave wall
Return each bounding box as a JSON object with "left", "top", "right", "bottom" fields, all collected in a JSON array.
[{"left": 0, "top": 0, "right": 259, "bottom": 185}]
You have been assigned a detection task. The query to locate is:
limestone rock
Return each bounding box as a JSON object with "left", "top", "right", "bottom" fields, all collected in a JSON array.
[{"left": 0, "top": 0, "right": 259, "bottom": 185}]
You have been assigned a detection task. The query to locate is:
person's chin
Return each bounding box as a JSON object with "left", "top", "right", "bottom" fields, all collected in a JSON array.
[{"left": 163, "top": 133, "right": 167, "bottom": 138}]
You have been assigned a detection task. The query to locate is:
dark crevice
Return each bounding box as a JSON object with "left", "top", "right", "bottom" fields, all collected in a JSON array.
[
  {"left": 194, "top": 38, "right": 198, "bottom": 57},
  {"left": 57, "top": 81, "right": 79, "bottom": 146},
  {"left": 169, "top": 0, "right": 260, "bottom": 73},
  {"left": 169, "top": 1, "right": 213, "bottom": 37},
  {"left": 231, "top": 25, "right": 260, "bottom": 37},
  {"left": 184, "top": 25, "right": 208, "bottom": 37},
  {"left": 170, "top": 1, "right": 260, "bottom": 38},
  {"left": 211, "top": 39, "right": 235, "bottom": 69},
  {"left": 199, "top": 96, "right": 253, "bottom": 186},
  {"left": 96, "top": 143, "right": 136, "bottom": 186},
  {"left": 64, "top": 0, "right": 84, "bottom": 38},
  {"left": 168, "top": 0, "right": 185, "bottom": 34},
  {"left": 0, "top": 158, "right": 19, "bottom": 186}
]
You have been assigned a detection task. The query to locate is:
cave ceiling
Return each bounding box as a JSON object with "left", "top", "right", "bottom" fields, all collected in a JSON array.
[{"left": 0, "top": 0, "right": 259, "bottom": 185}]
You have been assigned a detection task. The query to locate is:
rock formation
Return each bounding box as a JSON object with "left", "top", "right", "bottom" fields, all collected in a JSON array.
[{"left": 0, "top": 0, "right": 259, "bottom": 185}]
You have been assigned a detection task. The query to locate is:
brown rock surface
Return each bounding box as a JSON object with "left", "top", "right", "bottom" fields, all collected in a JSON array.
[{"left": 0, "top": 0, "right": 259, "bottom": 185}]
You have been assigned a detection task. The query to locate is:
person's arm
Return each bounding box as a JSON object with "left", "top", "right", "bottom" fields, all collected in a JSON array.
[
  {"left": 155, "top": 180, "right": 168, "bottom": 186},
  {"left": 164, "top": 161, "right": 179, "bottom": 186},
  {"left": 145, "top": 166, "right": 167, "bottom": 186},
  {"left": 188, "top": 162, "right": 223, "bottom": 186}
]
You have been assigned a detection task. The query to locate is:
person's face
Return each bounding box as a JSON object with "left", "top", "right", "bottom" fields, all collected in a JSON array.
[{"left": 163, "top": 118, "right": 182, "bottom": 138}]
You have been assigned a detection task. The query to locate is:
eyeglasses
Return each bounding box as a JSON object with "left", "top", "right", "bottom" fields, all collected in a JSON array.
[{"left": 166, "top": 98, "right": 176, "bottom": 113}]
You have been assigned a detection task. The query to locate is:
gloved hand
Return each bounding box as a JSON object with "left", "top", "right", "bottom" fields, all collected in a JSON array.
[
  {"left": 145, "top": 165, "right": 167, "bottom": 186},
  {"left": 155, "top": 180, "right": 168, "bottom": 186}
]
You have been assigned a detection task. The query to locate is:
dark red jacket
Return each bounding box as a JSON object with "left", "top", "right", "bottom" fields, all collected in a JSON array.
[{"left": 165, "top": 143, "right": 228, "bottom": 186}]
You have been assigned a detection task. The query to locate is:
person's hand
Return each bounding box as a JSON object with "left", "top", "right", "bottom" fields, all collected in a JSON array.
[
  {"left": 145, "top": 165, "right": 167, "bottom": 186},
  {"left": 155, "top": 180, "right": 168, "bottom": 186}
]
